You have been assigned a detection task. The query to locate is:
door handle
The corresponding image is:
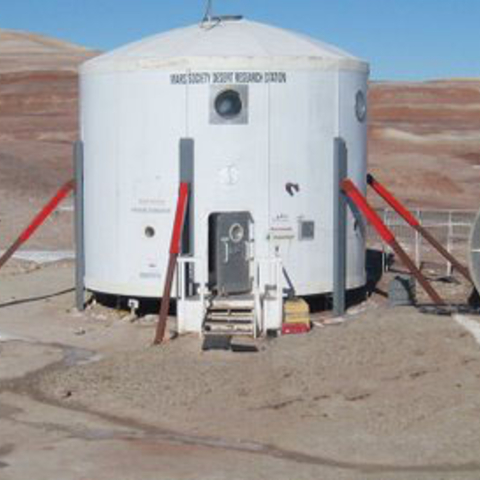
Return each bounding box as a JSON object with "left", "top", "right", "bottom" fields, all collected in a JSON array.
[{"left": 223, "top": 240, "right": 229, "bottom": 263}]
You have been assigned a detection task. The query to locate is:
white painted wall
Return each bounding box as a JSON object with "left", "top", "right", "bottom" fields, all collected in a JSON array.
[{"left": 80, "top": 19, "right": 369, "bottom": 298}]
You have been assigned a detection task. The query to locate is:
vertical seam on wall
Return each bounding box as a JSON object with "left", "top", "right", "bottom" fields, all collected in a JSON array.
[
  {"left": 335, "top": 70, "right": 341, "bottom": 140},
  {"left": 114, "top": 76, "right": 121, "bottom": 280},
  {"left": 78, "top": 78, "right": 86, "bottom": 274},
  {"left": 267, "top": 80, "right": 272, "bottom": 244},
  {"left": 364, "top": 79, "right": 369, "bottom": 194},
  {"left": 185, "top": 69, "right": 190, "bottom": 137}
]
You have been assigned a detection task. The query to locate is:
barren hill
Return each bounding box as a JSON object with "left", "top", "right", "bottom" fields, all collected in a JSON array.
[
  {"left": 0, "top": 30, "right": 96, "bottom": 199},
  {"left": 0, "top": 28, "right": 97, "bottom": 73},
  {"left": 0, "top": 30, "right": 97, "bottom": 248},
  {"left": 369, "top": 80, "right": 480, "bottom": 209}
]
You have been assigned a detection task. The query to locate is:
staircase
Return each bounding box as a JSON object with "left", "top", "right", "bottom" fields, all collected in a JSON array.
[
  {"left": 177, "top": 256, "right": 283, "bottom": 336},
  {"left": 203, "top": 295, "right": 257, "bottom": 337}
]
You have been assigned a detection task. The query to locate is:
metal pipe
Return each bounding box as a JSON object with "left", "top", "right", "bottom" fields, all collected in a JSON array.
[
  {"left": 0, "top": 179, "right": 74, "bottom": 272},
  {"left": 342, "top": 179, "right": 445, "bottom": 306},
  {"left": 333, "top": 138, "right": 348, "bottom": 316},
  {"left": 74, "top": 141, "right": 86, "bottom": 311},
  {"left": 203, "top": 0, "right": 213, "bottom": 22},
  {"left": 367, "top": 173, "right": 472, "bottom": 283},
  {"left": 154, "top": 182, "right": 190, "bottom": 345},
  {"left": 0, "top": 238, "right": 23, "bottom": 271},
  {"left": 154, "top": 254, "right": 178, "bottom": 345}
]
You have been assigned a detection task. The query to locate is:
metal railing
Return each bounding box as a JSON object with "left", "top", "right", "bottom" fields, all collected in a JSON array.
[
  {"left": 253, "top": 257, "right": 283, "bottom": 333},
  {"left": 369, "top": 208, "right": 477, "bottom": 275}
]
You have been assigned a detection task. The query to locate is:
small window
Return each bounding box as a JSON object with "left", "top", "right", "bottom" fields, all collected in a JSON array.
[
  {"left": 229, "top": 223, "right": 245, "bottom": 243},
  {"left": 355, "top": 90, "right": 367, "bottom": 123},
  {"left": 210, "top": 84, "right": 249, "bottom": 125},
  {"left": 215, "top": 90, "right": 243, "bottom": 119},
  {"left": 145, "top": 226, "right": 155, "bottom": 238}
]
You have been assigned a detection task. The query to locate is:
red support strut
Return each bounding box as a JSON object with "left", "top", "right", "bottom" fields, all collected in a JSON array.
[
  {"left": 341, "top": 179, "right": 445, "bottom": 306},
  {"left": 154, "top": 182, "right": 190, "bottom": 345},
  {"left": 0, "top": 179, "right": 75, "bottom": 272},
  {"left": 367, "top": 174, "right": 472, "bottom": 283}
]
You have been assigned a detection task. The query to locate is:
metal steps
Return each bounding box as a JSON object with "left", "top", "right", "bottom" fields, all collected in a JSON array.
[{"left": 203, "top": 297, "right": 256, "bottom": 336}]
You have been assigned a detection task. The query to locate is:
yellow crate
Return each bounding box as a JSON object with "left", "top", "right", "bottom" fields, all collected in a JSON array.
[{"left": 284, "top": 298, "right": 310, "bottom": 325}]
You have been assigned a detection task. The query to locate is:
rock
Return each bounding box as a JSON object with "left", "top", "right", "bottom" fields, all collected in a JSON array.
[{"left": 322, "top": 317, "right": 345, "bottom": 326}]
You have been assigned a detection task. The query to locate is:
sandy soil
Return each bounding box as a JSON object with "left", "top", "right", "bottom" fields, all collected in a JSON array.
[
  {"left": 0, "top": 263, "right": 479, "bottom": 479},
  {"left": 37, "top": 303, "right": 480, "bottom": 468}
]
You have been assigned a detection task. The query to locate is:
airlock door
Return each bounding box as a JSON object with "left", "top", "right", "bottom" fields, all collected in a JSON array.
[{"left": 209, "top": 212, "right": 251, "bottom": 295}]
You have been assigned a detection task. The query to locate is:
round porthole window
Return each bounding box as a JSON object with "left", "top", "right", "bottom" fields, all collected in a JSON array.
[
  {"left": 145, "top": 226, "right": 155, "bottom": 238},
  {"left": 355, "top": 90, "right": 367, "bottom": 123},
  {"left": 215, "top": 89, "right": 243, "bottom": 119},
  {"left": 229, "top": 223, "right": 245, "bottom": 243}
]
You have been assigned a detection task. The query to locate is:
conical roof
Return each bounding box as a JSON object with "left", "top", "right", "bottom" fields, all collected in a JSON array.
[{"left": 82, "top": 19, "right": 368, "bottom": 74}]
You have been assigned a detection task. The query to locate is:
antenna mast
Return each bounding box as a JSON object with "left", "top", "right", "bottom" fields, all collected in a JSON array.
[
  {"left": 201, "top": 0, "right": 243, "bottom": 27},
  {"left": 203, "top": 0, "right": 214, "bottom": 22}
]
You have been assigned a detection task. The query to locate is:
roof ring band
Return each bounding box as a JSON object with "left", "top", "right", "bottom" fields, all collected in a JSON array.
[{"left": 211, "top": 15, "right": 244, "bottom": 21}]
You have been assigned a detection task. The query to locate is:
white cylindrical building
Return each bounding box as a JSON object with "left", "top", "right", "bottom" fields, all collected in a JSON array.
[{"left": 79, "top": 17, "right": 369, "bottom": 331}]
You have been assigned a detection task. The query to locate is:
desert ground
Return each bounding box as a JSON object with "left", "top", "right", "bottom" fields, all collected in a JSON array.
[
  {"left": 1, "top": 261, "right": 480, "bottom": 480},
  {"left": 1, "top": 29, "right": 480, "bottom": 480}
]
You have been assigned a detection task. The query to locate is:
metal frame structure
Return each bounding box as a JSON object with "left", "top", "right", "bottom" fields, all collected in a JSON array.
[
  {"left": 341, "top": 179, "right": 445, "bottom": 306},
  {"left": 367, "top": 174, "right": 472, "bottom": 283},
  {"left": 372, "top": 208, "right": 475, "bottom": 275}
]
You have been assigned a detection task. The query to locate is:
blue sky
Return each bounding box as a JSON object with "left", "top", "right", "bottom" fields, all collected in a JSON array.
[{"left": 1, "top": 0, "right": 479, "bottom": 81}]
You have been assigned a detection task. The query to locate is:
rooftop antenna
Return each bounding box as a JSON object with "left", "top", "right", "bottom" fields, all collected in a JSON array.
[
  {"left": 201, "top": 0, "right": 243, "bottom": 27},
  {"left": 203, "top": 0, "right": 214, "bottom": 22}
]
